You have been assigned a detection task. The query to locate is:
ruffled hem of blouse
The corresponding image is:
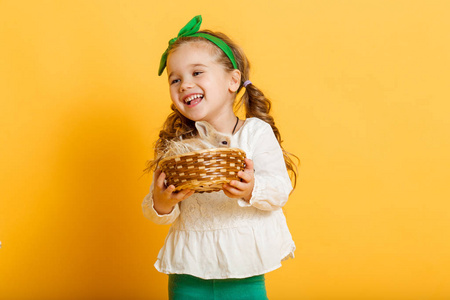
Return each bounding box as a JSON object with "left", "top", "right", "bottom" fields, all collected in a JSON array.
[{"left": 153, "top": 221, "right": 295, "bottom": 280}]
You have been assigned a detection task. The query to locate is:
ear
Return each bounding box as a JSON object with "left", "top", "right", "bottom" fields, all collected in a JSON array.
[
  {"left": 228, "top": 69, "right": 241, "bottom": 93},
  {"left": 195, "top": 121, "right": 209, "bottom": 138}
]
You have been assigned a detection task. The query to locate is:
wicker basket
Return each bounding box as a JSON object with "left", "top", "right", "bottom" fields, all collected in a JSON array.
[{"left": 159, "top": 148, "right": 246, "bottom": 193}]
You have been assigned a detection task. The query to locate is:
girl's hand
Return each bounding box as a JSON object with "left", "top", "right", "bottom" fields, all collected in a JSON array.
[
  {"left": 152, "top": 168, "right": 194, "bottom": 215},
  {"left": 223, "top": 158, "right": 255, "bottom": 202}
]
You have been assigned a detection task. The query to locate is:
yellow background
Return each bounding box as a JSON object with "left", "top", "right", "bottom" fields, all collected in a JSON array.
[{"left": 1, "top": 0, "right": 449, "bottom": 299}]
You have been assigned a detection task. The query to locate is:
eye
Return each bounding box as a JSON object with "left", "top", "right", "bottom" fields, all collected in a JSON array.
[
  {"left": 170, "top": 79, "right": 180, "bottom": 85},
  {"left": 193, "top": 71, "right": 202, "bottom": 76},
  {"left": 221, "top": 141, "right": 228, "bottom": 145}
]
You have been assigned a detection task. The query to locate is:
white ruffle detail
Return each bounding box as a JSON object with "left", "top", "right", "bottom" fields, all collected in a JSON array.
[{"left": 154, "top": 209, "right": 295, "bottom": 279}]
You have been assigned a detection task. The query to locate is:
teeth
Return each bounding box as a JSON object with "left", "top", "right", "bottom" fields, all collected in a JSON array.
[{"left": 184, "top": 94, "right": 203, "bottom": 103}]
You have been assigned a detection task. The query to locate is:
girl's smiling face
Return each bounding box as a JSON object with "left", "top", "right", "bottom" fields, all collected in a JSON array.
[{"left": 166, "top": 41, "right": 240, "bottom": 129}]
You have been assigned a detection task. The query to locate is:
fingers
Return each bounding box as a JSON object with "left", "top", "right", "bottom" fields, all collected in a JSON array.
[
  {"left": 222, "top": 186, "right": 234, "bottom": 198},
  {"left": 223, "top": 180, "right": 250, "bottom": 197},
  {"left": 170, "top": 183, "right": 195, "bottom": 197},
  {"left": 223, "top": 183, "right": 241, "bottom": 195},
  {"left": 223, "top": 158, "right": 255, "bottom": 199},
  {"left": 163, "top": 185, "right": 194, "bottom": 201},
  {"left": 241, "top": 158, "right": 254, "bottom": 181},
  {"left": 155, "top": 169, "right": 166, "bottom": 189},
  {"left": 238, "top": 170, "right": 252, "bottom": 183},
  {"left": 236, "top": 158, "right": 254, "bottom": 184},
  {"left": 177, "top": 189, "right": 195, "bottom": 201},
  {"left": 164, "top": 184, "right": 175, "bottom": 195},
  {"left": 244, "top": 158, "right": 254, "bottom": 171},
  {"left": 227, "top": 179, "right": 247, "bottom": 191}
]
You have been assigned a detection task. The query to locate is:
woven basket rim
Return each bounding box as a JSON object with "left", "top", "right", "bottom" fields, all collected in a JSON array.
[{"left": 159, "top": 147, "right": 246, "bottom": 166}]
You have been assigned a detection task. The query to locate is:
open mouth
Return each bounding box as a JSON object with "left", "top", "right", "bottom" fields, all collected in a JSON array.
[{"left": 184, "top": 94, "right": 204, "bottom": 106}]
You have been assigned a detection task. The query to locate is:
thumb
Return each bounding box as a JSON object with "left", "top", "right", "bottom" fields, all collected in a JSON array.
[{"left": 244, "top": 158, "right": 254, "bottom": 172}]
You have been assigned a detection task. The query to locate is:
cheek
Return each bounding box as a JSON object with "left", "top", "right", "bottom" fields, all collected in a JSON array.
[
  {"left": 169, "top": 87, "right": 178, "bottom": 101},
  {"left": 169, "top": 93, "right": 184, "bottom": 111},
  {"left": 170, "top": 97, "right": 182, "bottom": 109}
]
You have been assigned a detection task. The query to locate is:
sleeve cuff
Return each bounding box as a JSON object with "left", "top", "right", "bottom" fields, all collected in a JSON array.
[
  {"left": 237, "top": 174, "right": 265, "bottom": 208},
  {"left": 238, "top": 171, "right": 289, "bottom": 211},
  {"left": 142, "top": 190, "right": 180, "bottom": 225},
  {"left": 237, "top": 198, "right": 251, "bottom": 207}
]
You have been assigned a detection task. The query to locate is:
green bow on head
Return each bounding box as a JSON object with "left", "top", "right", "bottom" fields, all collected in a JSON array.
[{"left": 158, "top": 15, "right": 238, "bottom": 76}]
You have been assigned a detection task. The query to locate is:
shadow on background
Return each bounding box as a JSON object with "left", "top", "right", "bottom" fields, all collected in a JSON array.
[{"left": 54, "top": 94, "right": 170, "bottom": 299}]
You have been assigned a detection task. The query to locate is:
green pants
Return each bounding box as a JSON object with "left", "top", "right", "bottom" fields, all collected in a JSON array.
[{"left": 168, "top": 274, "right": 269, "bottom": 300}]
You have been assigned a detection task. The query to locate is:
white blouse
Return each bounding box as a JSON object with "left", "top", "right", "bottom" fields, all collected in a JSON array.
[{"left": 142, "top": 118, "right": 295, "bottom": 279}]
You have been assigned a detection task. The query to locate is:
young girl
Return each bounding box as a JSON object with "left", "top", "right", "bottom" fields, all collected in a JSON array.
[{"left": 142, "top": 15, "right": 297, "bottom": 300}]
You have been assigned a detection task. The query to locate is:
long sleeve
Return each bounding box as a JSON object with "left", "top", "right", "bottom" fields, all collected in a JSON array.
[
  {"left": 147, "top": 118, "right": 296, "bottom": 279},
  {"left": 141, "top": 174, "right": 180, "bottom": 225},
  {"left": 237, "top": 121, "right": 293, "bottom": 211}
]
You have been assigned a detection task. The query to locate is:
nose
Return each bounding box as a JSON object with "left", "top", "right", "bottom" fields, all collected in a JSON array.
[{"left": 179, "top": 79, "right": 194, "bottom": 92}]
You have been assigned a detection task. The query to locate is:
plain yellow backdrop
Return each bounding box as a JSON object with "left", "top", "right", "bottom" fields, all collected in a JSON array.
[{"left": 1, "top": 0, "right": 449, "bottom": 299}]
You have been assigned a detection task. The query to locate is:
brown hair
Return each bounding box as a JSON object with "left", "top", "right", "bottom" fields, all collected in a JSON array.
[{"left": 146, "top": 30, "right": 299, "bottom": 189}]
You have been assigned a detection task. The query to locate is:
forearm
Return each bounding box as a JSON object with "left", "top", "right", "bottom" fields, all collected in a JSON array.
[{"left": 141, "top": 179, "right": 180, "bottom": 225}]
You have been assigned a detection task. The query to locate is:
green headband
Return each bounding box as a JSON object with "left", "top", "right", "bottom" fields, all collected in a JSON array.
[{"left": 158, "top": 15, "right": 238, "bottom": 76}]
